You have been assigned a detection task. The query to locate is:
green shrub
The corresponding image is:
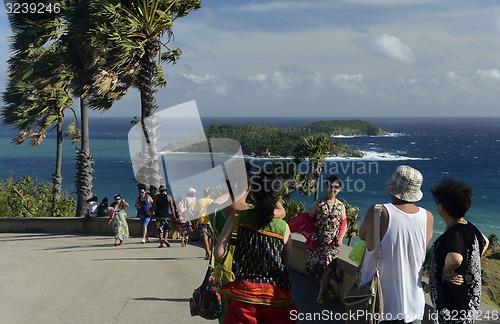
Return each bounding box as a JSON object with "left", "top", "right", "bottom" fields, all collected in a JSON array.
[{"left": 0, "top": 176, "right": 76, "bottom": 217}]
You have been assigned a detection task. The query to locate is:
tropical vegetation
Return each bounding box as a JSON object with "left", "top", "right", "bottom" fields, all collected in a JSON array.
[
  {"left": 292, "top": 133, "right": 331, "bottom": 201},
  {"left": 167, "top": 120, "right": 383, "bottom": 158},
  {"left": 0, "top": 177, "right": 76, "bottom": 218},
  {"left": 304, "top": 120, "right": 388, "bottom": 136}
]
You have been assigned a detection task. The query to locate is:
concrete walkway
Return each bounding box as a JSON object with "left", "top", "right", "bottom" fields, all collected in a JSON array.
[{"left": 0, "top": 233, "right": 345, "bottom": 324}]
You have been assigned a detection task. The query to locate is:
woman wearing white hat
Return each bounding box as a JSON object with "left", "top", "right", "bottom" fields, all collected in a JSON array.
[{"left": 359, "top": 165, "right": 434, "bottom": 323}]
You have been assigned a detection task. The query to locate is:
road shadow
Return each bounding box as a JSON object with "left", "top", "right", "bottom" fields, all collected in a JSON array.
[{"left": 132, "top": 297, "right": 190, "bottom": 303}]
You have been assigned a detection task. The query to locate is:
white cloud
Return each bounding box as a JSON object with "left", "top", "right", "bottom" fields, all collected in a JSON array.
[
  {"left": 331, "top": 74, "right": 365, "bottom": 92},
  {"left": 353, "top": 34, "right": 416, "bottom": 64},
  {"left": 445, "top": 71, "right": 473, "bottom": 91},
  {"left": 475, "top": 69, "right": 500, "bottom": 81},
  {"left": 270, "top": 71, "right": 293, "bottom": 90},
  {"left": 248, "top": 74, "right": 267, "bottom": 83},
  {"left": 181, "top": 74, "right": 227, "bottom": 95},
  {"left": 182, "top": 74, "right": 215, "bottom": 85},
  {"left": 224, "top": 0, "right": 438, "bottom": 13},
  {"left": 474, "top": 69, "right": 500, "bottom": 90},
  {"left": 224, "top": 1, "right": 338, "bottom": 12}
]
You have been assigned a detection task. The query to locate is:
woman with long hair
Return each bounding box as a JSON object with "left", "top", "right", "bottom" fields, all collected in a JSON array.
[{"left": 214, "top": 168, "right": 296, "bottom": 324}]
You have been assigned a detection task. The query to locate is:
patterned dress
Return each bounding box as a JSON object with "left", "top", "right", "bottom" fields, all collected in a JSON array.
[
  {"left": 111, "top": 209, "right": 129, "bottom": 241},
  {"left": 305, "top": 199, "right": 343, "bottom": 280},
  {"left": 429, "top": 222, "right": 486, "bottom": 324}
]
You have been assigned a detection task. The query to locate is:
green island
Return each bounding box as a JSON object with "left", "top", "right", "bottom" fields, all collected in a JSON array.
[{"left": 170, "top": 119, "right": 386, "bottom": 157}]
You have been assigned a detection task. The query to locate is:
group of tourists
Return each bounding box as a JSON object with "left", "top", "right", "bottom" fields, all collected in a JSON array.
[
  {"left": 86, "top": 162, "right": 489, "bottom": 323},
  {"left": 198, "top": 164, "right": 489, "bottom": 324}
]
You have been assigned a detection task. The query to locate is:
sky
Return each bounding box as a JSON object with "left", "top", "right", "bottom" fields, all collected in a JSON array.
[{"left": 1, "top": 0, "right": 500, "bottom": 118}]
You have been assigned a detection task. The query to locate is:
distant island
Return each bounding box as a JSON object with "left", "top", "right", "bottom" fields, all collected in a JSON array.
[{"left": 166, "top": 120, "right": 387, "bottom": 158}]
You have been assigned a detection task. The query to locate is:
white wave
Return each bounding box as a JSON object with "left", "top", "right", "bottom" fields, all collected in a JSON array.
[
  {"left": 325, "top": 151, "right": 431, "bottom": 161},
  {"left": 334, "top": 132, "right": 405, "bottom": 138}
]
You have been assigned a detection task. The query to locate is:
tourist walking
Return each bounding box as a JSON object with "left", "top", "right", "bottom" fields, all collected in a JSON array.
[
  {"left": 359, "top": 165, "right": 434, "bottom": 323},
  {"left": 184, "top": 187, "right": 197, "bottom": 218},
  {"left": 135, "top": 184, "right": 153, "bottom": 244},
  {"left": 176, "top": 196, "right": 190, "bottom": 245},
  {"left": 305, "top": 174, "right": 347, "bottom": 304},
  {"left": 214, "top": 169, "right": 296, "bottom": 324},
  {"left": 195, "top": 186, "right": 214, "bottom": 260},
  {"left": 152, "top": 184, "right": 176, "bottom": 248},
  {"left": 429, "top": 178, "right": 489, "bottom": 323},
  {"left": 107, "top": 194, "right": 130, "bottom": 246}
]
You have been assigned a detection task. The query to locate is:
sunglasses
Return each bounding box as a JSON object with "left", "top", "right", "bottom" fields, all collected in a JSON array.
[{"left": 329, "top": 184, "right": 341, "bottom": 190}]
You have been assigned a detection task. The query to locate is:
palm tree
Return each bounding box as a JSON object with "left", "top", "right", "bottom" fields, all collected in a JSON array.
[
  {"left": 85, "top": 0, "right": 201, "bottom": 194},
  {"left": 2, "top": 11, "right": 76, "bottom": 207},
  {"left": 292, "top": 133, "right": 331, "bottom": 201}
]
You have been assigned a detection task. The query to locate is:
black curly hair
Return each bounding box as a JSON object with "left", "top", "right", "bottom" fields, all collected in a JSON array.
[
  {"left": 249, "top": 167, "right": 283, "bottom": 229},
  {"left": 430, "top": 178, "right": 472, "bottom": 219}
]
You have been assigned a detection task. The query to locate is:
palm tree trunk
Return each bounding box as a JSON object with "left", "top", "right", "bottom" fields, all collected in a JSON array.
[
  {"left": 137, "top": 39, "right": 161, "bottom": 195},
  {"left": 75, "top": 97, "right": 94, "bottom": 217},
  {"left": 52, "top": 119, "right": 63, "bottom": 207},
  {"left": 314, "top": 178, "right": 320, "bottom": 201}
]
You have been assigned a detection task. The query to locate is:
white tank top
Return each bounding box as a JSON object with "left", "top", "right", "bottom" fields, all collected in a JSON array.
[{"left": 359, "top": 203, "right": 427, "bottom": 323}]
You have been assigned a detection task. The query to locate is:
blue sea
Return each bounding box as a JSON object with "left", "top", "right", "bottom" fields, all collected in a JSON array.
[{"left": 1, "top": 117, "right": 499, "bottom": 240}]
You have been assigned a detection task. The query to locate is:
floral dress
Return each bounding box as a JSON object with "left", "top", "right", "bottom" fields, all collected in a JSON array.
[
  {"left": 111, "top": 207, "right": 129, "bottom": 241},
  {"left": 305, "top": 199, "right": 343, "bottom": 280}
]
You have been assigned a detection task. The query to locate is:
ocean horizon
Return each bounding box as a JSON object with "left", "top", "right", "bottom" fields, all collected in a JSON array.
[{"left": 1, "top": 116, "right": 499, "bottom": 242}]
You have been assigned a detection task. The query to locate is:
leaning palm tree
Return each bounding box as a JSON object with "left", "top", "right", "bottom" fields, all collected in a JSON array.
[
  {"left": 85, "top": 0, "right": 201, "bottom": 194},
  {"left": 2, "top": 11, "right": 76, "bottom": 207}
]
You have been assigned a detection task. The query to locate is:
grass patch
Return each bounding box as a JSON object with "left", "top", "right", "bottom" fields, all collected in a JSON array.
[{"left": 482, "top": 250, "right": 500, "bottom": 309}]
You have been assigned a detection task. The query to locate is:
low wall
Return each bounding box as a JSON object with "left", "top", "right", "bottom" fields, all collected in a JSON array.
[{"left": 0, "top": 216, "right": 191, "bottom": 239}]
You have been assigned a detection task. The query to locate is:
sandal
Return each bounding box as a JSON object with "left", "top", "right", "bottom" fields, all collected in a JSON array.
[
  {"left": 316, "top": 296, "right": 327, "bottom": 305},
  {"left": 327, "top": 286, "right": 337, "bottom": 299}
]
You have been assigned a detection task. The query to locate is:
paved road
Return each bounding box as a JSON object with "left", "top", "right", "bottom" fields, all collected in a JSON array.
[{"left": 0, "top": 233, "right": 345, "bottom": 324}]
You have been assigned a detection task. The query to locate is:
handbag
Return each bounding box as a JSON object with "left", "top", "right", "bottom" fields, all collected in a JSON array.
[
  {"left": 189, "top": 266, "right": 222, "bottom": 320},
  {"left": 213, "top": 214, "right": 240, "bottom": 285},
  {"left": 343, "top": 204, "right": 384, "bottom": 324},
  {"left": 288, "top": 212, "right": 319, "bottom": 248},
  {"left": 189, "top": 222, "right": 223, "bottom": 320}
]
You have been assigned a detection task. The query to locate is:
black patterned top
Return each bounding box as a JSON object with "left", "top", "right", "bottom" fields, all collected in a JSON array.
[
  {"left": 219, "top": 209, "right": 293, "bottom": 306},
  {"left": 429, "top": 221, "right": 486, "bottom": 323},
  {"left": 232, "top": 210, "right": 290, "bottom": 290}
]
